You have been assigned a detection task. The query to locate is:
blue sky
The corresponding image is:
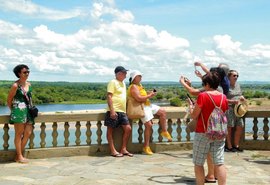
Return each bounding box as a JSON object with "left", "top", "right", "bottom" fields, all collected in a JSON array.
[{"left": 0, "top": 0, "right": 269, "bottom": 82}]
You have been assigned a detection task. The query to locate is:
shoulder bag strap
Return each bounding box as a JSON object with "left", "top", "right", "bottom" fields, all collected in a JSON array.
[
  {"left": 20, "top": 85, "right": 32, "bottom": 107},
  {"left": 206, "top": 92, "right": 223, "bottom": 108}
]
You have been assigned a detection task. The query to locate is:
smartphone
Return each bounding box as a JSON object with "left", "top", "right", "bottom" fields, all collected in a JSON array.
[
  {"left": 153, "top": 88, "right": 157, "bottom": 92},
  {"left": 194, "top": 65, "right": 200, "bottom": 74},
  {"left": 186, "top": 93, "right": 194, "bottom": 105}
]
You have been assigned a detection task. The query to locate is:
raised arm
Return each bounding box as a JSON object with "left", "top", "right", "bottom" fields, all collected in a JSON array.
[
  {"left": 194, "top": 61, "right": 210, "bottom": 74},
  {"left": 179, "top": 76, "right": 200, "bottom": 96}
]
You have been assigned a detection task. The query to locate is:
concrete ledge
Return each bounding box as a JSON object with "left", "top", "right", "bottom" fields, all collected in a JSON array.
[
  {"left": 0, "top": 140, "right": 268, "bottom": 162},
  {"left": 0, "top": 150, "right": 16, "bottom": 162},
  {"left": 242, "top": 140, "right": 270, "bottom": 150},
  {"left": 22, "top": 142, "right": 193, "bottom": 160},
  {"left": 154, "top": 142, "right": 193, "bottom": 152}
]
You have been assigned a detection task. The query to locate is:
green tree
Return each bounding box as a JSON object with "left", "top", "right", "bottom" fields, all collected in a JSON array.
[
  {"left": 0, "top": 92, "right": 7, "bottom": 106},
  {"left": 170, "top": 97, "right": 182, "bottom": 107}
]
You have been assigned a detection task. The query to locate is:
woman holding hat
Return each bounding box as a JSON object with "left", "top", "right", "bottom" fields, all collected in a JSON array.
[
  {"left": 127, "top": 70, "right": 172, "bottom": 155},
  {"left": 225, "top": 70, "right": 246, "bottom": 152}
]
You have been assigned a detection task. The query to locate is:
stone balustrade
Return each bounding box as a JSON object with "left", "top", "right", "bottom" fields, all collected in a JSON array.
[{"left": 0, "top": 107, "right": 269, "bottom": 162}]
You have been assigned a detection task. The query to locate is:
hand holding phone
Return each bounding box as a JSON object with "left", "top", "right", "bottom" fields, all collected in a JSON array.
[{"left": 186, "top": 93, "right": 194, "bottom": 105}]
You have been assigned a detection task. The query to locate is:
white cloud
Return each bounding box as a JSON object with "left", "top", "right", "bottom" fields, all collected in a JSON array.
[
  {"left": 91, "top": 2, "right": 134, "bottom": 22},
  {"left": 213, "top": 34, "right": 242, "bottom": 56},
  {"left": 0, "top": 20, "right": 26, "bottom": 36},
  {"left": 33, "top": 25, "right": 84, "bottom": 50},
  {"left": 0, "top": 61, "right": 7, "bottom": 71},
  {"left": 0, "top": 0, "right": 86, "bottom": 20},
  {"left": 91, "top": 47, "right": 129, "bottom": 61},
  {"left": 0, "top": 1, "right": 269, "bottom": 82},
  {"left": 3, "top": 48, "right": 20, "bottom": 57}
]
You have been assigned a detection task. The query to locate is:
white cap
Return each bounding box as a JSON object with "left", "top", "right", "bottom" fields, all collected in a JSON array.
[{"left": 130, "top": 70, "right": 143, "bottom": 82}]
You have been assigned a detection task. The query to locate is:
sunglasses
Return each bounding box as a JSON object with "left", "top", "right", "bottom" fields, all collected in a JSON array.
[
  {"left": 233, "top": 75, "right": 239, "bottom": 78},
  {"left": 22, "top": 71, "right": 30, "bottom": 74}
]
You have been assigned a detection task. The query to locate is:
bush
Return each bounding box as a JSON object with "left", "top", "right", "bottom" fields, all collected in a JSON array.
[
  {"left": 156, "top": 93, "right": 163, "bottom": 100},
  {"left": 255, "top": 100, "right": 262, "bottom": 106},
  {"left": 0, "top": 92, "right": 7, "bottom": 106},
  {"left": 170, "top": 97, "right": 182, "bottom": 107}
]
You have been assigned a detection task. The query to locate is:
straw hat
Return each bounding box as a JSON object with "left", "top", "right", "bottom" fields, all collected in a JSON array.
[{"left": 234, "top": 100, "right": 248, "bottom": 117}]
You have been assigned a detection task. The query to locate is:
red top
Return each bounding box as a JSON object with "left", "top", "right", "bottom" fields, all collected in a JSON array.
[{"left": 195, "top": 92, "right": 228, "bottom": 133}]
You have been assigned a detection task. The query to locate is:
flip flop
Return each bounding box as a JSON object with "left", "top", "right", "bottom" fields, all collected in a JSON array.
[
  {"left": 16, "top": 158, "right": 29, "bottom": 164},
  {"left": 122, "top": 152, "right": 134, "bottom": 157},
  {"left": 204, "top": 178, "right": 216, "bottom": 183},
  {"left": 111, "top": 153, "right": 124, "bottom": 157}
]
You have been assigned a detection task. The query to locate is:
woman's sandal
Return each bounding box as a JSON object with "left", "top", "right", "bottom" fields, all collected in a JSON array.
[
  {"left": 204, "top": 178, "right": 216, "bottom": 183},
  {"left": 122, "top": 152, "right": 134, "bottom": 157},
  {"left": 111, "top": 153, "right": 124, "bottom": 157},
  {"left": 15, "top": 158, "right": 29, "bottom": 164}
]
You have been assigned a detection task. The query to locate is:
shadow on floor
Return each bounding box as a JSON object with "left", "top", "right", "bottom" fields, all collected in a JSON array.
[{"left": 148, "top": 175, "right": 195, "bottom": 184}]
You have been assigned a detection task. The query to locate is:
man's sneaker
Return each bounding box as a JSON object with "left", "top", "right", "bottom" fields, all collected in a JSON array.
[
  {"left": 161, "top": 131, "right": 172, "bottom": 142},
  {"left": 143, "top": 146, "right": 153, "bottom": 155}
]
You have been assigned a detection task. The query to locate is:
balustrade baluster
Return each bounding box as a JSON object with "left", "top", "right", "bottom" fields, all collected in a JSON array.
[
  {"left": 75, "top": 121, "right": 81, "bottom": 146},
  {"left": 185, "top": 117, "right": 191, "bottom": 141},
  {"left": 167, "top": 119, "right": 173, "bottom": 139},
  {"left": 263, "top": 118, "right": 269, "bottom": 140},
  {"left": 138, "top": 120, "right": 143, "bottom": 143},
  {"left": 185, "top": 118, "right": 191, "bottom": 141},
  {"left": 3, "top": 123, "right": 9, "bottom": 150},
  {"left": 96, "top": 121, "right": 102, "bottom": 145},
  {"left": 158, "top": 121, "right": 162, "bottom": 142},
  {"left": 150, "top": 123, "right": 153, "bottom": 143},
  {"left": 29, "top": 125, "right": 35, "bottom": 149},
  {"left": 52, "top": 122, "right": 58, "bottom": 147},
  {"left": 252, "top": 117, "right": 258, "bottom": 140},
  {"left": 175, "top": 119, "right": 182, "bottom": 142},
  {"left": 40, "top": 122, "right": 46, "bottom": 148},
  {"left": 86, "top": 121, "right": 92, "bottom": 145},
  {"left": 64, "top": 122, "right": 70, "bottom": 147}
]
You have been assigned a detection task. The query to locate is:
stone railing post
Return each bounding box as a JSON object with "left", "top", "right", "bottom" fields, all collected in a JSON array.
[
  {"left": 263, "top": 117, "right": 269, "bottom": 140},
  {"left": 86, "top": 121, "right": 92, "bottom": 145},
  {"left": 40, "top": 122, "right": 46, "bottom": 148},
  {"left": 52, "top": 122, "right": 58, "bottom": 147},
  {"left": 177, "top": 118, "right": 182, "bottom": 142},
  {"left": 3, "top": 123, "right": 9, "bottom": 150},
  {"left": 64, "top": 122, "right": 70, "bottom": 147}
]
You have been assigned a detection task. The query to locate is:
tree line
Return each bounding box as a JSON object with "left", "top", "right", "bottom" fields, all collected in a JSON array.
[{"left": 0, "top": 81, "right": 269, "bottom": 106}]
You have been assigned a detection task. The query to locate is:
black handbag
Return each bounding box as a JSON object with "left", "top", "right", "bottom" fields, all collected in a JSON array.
[
  {"left": 20, "top": 85, "right": 39, "bottom": 118},
  {"left": 29, "top": 106, "right": 39, "bottom": 118}
]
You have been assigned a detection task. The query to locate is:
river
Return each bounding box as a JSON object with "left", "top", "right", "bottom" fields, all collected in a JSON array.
[{"left": 0, "top": 103, "right": 107, "bottom": 115}]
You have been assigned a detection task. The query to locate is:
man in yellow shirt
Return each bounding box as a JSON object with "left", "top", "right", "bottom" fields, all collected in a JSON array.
[{"left": 104, "top": 66, "right": 133, "bottom": 157}]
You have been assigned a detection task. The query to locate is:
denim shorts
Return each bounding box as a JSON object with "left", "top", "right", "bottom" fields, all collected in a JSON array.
[
  {"left": 193, "top": 133, "right": 225, "bottom": 166},
  {"left": 104, "top": 111, "right": 129, "bottom": 128}
]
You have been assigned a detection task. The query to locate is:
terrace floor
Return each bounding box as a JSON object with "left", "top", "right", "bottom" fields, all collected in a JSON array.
[{"left": 0, "top": 150, "right": 269, "bottom": 185}]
